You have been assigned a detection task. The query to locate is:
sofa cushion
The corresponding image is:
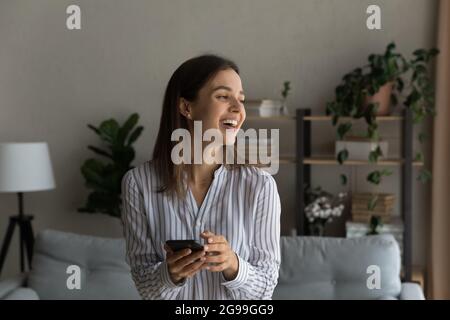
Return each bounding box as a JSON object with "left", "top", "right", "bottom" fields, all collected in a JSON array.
[
  {"left": 4, "top": 287, "right": 39, "bottom": 300},
  {"left": 273, "top": 234, "right": 402, "bottom": 300},
  {"left": 27, "top": 229, "right": 140, "bottom": 300}
]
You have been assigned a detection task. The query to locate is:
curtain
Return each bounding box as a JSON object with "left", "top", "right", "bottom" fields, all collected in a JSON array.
[{"left": 429, "top": 0, "right": 450, "bottom": 300}]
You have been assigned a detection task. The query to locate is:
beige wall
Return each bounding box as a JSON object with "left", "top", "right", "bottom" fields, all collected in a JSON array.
[{"left": 0, "top": 0, "right": 438, "bottom": 279}]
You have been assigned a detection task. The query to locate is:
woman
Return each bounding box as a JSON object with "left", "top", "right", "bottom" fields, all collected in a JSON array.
[{"left": 121, "top": 54, "right": 281, "bottom": 300}]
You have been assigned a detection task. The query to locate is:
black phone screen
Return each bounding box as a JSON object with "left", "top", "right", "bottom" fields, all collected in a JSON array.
[{"left": 166, "top": 240, "right": 204, "bottom": 252}]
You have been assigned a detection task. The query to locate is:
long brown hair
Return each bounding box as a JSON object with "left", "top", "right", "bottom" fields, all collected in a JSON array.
[{"left": 152, "top": 54, "right": 241, "bottom": 199}]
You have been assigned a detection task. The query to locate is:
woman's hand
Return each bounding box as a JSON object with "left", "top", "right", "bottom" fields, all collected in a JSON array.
[
  {"left": 200, "top": 231, "right": 239, "bottom": 281},
  {"left": 164, "top": 244, "right": 207, "bottom": 284}
]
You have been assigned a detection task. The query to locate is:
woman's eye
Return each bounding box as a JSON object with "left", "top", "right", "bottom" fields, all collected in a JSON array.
[{"left": 216, "top": 95, "right": 244, "bottom": 104}]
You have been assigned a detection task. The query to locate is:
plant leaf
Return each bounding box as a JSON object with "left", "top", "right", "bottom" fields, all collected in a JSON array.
[
  {"left": 87, "top": 124, "right": 100, "bottom": 135},
  {"left": 368, "top": 194, "right": 379, "bottom": 211},
  {"left": 87, "top": 146, "right": 112, "bottom": 159},
  {"left": 417, "top": 168, "right": 432, "bottom": 183},
  {"left": 418, "top": 132, "right": 427, "bottom": 144},
  {"left": 337, "top": 123, "right": 352, "bottom": 140},
  {"left": 118, "top": 113, "right": 139, "bottom": 145},
  {"left": 414, "top": 152, "right": 424, "bottom": 162},
  {"left": 381, "top": 169, "right": 393, "bottom": 177},
  {"left": 337, "top": 149, "right": 349, "bottom": 165},
  {"left": 396, "top": 78, "right": 404, "bottom": 92},
  {"left": 127, "top": 126, "right": 144, "bottom": 146},
  {"left": 340, "top": 174, "right": 348, "bottom": 186},
  {"left": 387, "top": 42, "right": 396, "bottom": 52},
  {"left": 369, "top": 146, "right": 383, "bottom": 163},
  {"left": 367, "top": 170, "right": 381, "bottom": 185},
  {"left": 99, "top": 119, "right": 120, "bottom": 143}
]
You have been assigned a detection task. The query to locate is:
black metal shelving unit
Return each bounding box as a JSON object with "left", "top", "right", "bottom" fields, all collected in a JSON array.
[{"left": 295, "top": 108, "right": 415, "bottom": 282}]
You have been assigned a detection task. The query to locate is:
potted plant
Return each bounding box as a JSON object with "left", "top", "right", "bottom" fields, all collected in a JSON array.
[
  {"left": 78, "top": 113, "right": 144, "bottom": 219},
  {"left": 280, "top": 80, "right": 291, "bottom": 116},
  {"left": 326, "top": 42, "right": 439, "bottom": 209}
]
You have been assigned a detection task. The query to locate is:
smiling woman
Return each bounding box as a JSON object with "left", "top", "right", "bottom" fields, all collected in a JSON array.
[{"left": 120, "top": 55, "right": 281, "bottom": 300}]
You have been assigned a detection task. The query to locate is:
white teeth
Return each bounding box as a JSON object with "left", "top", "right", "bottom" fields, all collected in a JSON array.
[{"left": 222, "top": 119, "right": 238, "bottom": 127}]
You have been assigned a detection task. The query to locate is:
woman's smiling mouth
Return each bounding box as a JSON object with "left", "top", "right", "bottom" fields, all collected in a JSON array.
[
  {"left": 221, "top": 119, "right": 238, "bottom": 128},
  {"left": 220, "top": 119, "right": 239, "bottom": 131}
]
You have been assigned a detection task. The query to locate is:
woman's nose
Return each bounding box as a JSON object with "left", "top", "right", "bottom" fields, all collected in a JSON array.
[{"left": 229, "top": 97, "right": 243, "bottom": 112}]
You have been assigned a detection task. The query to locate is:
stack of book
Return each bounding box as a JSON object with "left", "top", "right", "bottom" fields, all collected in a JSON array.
[{"left": 351, "top": 193, "right": 395, "bottom": 223}]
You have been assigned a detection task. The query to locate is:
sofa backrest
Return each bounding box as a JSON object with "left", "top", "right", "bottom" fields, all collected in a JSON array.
[
  {"left": 273, "top": 234, "right": 402, "bottom": 300},
  {"left": 27, "top": 229, "right": 140, "bottom": 300}
]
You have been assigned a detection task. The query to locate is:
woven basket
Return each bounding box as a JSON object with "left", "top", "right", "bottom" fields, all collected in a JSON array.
[{"left": 351, "top": 193, "right": 395, "bottom": 223}]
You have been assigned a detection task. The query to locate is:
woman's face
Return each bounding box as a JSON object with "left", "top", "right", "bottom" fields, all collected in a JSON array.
[{"left": 181, "top": 68, "right": 246, "bottom": 146}]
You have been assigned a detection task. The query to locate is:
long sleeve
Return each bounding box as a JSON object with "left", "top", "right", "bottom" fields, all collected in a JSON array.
[
  {"left": 221, "top": 175, "right": 281, "bottom": 299},
  {"left": 121, "top": 170, "right": 185, "bottom": 300}
]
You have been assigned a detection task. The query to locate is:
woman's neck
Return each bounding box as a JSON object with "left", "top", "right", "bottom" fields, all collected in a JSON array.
[
  {"left": 188, "top": 138, "right": 222, "bottom": 186},
  {"left": 188, "top": 163, "right": 220, "bottom": 186}
]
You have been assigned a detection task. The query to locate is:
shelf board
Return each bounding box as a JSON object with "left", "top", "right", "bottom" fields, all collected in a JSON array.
[
  {"left": 303, "top": 157, "right": 424, "bottom": 166},
  {"left": 246, "top": 115, "right": 295, "bottom": 120},
  {"left": 278, "top": 157, "right": 297, "bottom": 164},
  {"left": 270, "top": 156, "right": 424, "bottom": 166},
  {"left": 303, "top": 116, "right": 403, "bottom": 121},
  {"left": 245, "top": 115, "right": 403, "bottom": 121}
]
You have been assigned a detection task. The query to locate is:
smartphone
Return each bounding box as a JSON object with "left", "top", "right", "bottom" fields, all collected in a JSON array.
[{"left": 165, "top": 240, "right": 204, "bottom": 252}]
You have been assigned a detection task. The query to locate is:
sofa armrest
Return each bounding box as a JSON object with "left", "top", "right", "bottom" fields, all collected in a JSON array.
[
  {"left": 399, "top": 282, "right": 425, "bottom": 300},
  {"left": 0, "top": 274, "right": 27, "bottom": 299}
]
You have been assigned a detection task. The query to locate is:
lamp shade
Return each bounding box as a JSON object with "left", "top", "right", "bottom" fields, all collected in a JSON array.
[{"left": 0, "top": 142, "right": 56, "bottom": 193}]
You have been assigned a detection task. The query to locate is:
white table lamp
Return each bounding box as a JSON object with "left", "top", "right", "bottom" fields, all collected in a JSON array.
[{"left": 0, "top": 142, "right": 56, "bottom": 275}]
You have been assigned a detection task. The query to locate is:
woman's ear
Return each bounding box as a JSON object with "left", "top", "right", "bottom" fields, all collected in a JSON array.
[{"left": 178, "top": 98, "right": 192, "bottom": 120}]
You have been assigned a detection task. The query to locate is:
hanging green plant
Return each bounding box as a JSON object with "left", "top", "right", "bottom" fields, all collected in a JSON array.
[{"left": 326, "top": 42, "right": 439, "bottom": 209}]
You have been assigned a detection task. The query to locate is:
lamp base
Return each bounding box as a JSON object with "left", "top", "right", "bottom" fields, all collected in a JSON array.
[{"left": 0, "top": 214, "right": 34, "bottom": 276}]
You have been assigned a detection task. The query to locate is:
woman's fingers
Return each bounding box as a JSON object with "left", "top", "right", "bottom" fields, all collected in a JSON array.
[
  {"left": 170, "top": 250, "right": 206, "bottom": 273},
  {"left": 205, "top": 263, "right": 227, "bottom": 272},
  {"left": 167, "top": 232, "right": 234, "bottom": 279},
  {"left": 201, "top": 230, "right": 215, "bottom": 237},
  {"left": 200, "top": 231, "right": 227, "bottom": 244},
  {"left": 166, "top": 248, "right": 191, "bottom": 264},
  {"left": 204, "top": 243, "right": 227, "bottom": 253},
  {"left": 179, "top": 257, "right": 207, "bottom": 278},
  {"left": 204, "top": 253, "right": 227, "bottom": 264}
]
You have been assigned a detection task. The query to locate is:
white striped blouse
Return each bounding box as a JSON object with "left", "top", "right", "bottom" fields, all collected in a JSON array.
[{"left": 121, "top": 161, "right": 281, "bottom": 300}]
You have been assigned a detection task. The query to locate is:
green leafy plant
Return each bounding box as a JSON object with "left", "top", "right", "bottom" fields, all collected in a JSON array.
[
  {"left": 327, "top": 42, "right": 439, "bottom": 209},
  {"left": 367, "top": 169, "right": 393, "bottom": 185},
  {"left": 78, "top": 113, "right": 143, "bottom": 218},
  {"left": 280, "top": 81, "right": 292, "bottom": 116},
  {"left": 281, "top": 81, "right": 291, "bottom": 100}
]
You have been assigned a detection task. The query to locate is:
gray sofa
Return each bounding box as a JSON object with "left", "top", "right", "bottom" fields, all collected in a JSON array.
[
  {"left": 273, "top": 234, "right": 424, "bottom": 300},
  {"left": 0, "top": 229, "right": 424, "bottom": 300},
  {"left": 0, "top": 229, "right": 140, "bottom": 300}
]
